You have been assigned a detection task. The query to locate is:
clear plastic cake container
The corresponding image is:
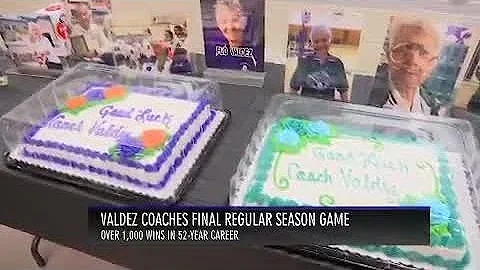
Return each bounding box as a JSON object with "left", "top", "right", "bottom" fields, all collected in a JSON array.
[
  {"left": 229, "top": 94, "right": 480, "bottom": 269},
  {"left": 0, "top": 63, "right": 226, "bottom": 202},
  {"left": 0, "top": 62, "right": 222, "bottom": 156}
]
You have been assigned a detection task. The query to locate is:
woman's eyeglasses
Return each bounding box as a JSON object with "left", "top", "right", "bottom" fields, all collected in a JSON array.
[{"left": 390, "top": 42, "right": 439, "bottom": 64}]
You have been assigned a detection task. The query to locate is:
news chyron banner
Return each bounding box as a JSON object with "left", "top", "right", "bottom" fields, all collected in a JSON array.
[
  {"left": 89, "top": 207, "right": 429, "bottom": 245},
  {"left": 200, "top": 0, "right": 265, "bottom": 72}
]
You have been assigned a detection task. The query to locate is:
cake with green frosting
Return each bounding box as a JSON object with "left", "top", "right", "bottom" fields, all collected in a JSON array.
[{"left": 238, "top": 117, "right": 477, "bottom": 269}]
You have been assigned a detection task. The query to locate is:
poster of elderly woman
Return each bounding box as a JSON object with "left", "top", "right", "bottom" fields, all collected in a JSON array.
[
  {"left": 285, "top": 7, "right": 364, "bottom": 102},
  {"left": 200, "top": 0, "right": 265, "bottom": 72},
  {"left": 367, "top": 16, "right": 476, "bottom": 117},
  {"left": 0, "top": 16, "right": 64, "bottom": 70}
]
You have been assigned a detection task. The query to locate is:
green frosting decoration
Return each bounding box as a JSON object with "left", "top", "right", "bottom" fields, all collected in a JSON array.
[
  {"left": 319, "top": 194, "right": 335, "bottom": 206},
  {"left": 271, "top": 118, "right": 336, "bottom": 154},
  {"left": 369, "top": 137, "right": 384, "bottom": 152},
  {"left": 243, "top": 117, "right": 469, "bottom": 269}
]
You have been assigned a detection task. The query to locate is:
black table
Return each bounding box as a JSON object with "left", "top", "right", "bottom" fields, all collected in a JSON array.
[
  {"left": 2, "top": 65, "right": 479, "bottom": 270},
  {"left": 0, "top": 65, "right": 351, "bottom": 270}
]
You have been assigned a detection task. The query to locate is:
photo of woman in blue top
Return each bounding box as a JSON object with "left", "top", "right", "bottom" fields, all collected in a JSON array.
[{"left": 290, "top": 25, "right": 349, "bottom": 102}]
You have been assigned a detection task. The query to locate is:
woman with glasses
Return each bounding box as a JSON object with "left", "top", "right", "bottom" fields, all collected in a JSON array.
[
  {"left": 368, "top": 17, "right": 442, "bottom": 115},
  {"left": 289, "top": 25, "right": 349, "bottom": 102}
]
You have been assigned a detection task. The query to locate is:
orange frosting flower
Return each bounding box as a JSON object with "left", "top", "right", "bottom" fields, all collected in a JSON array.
[
  {"left": 104, "top": 85, "right": 127, "bottom": 100},
  {"left": 142, "top": 129, "right": 168, "bottom": 149},
  {"left": 65, "top": 96, "right": 88, "bottom": 110}
]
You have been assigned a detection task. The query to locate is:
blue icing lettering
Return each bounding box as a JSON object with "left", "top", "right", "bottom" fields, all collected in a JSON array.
[
  {"left": 44, "top": 114, "right": 83, "bottom": 132},
  {"left": 88, "top": 120, "right": 131, "bottom": 139},
  {"left": 135, "top": 109, "right": 173, "bottom": 128},
  {"left": 276, "top": 129, "right": 300, "bottom": 147},
  {"left": 404, "top": 198, "right": 451, "bottom": 225},
  {"left": 99, "top": 105, "right": 134, "bottom": 119},
  {"left": 307, "top": 120, "right": 331, "bottom": 136}
]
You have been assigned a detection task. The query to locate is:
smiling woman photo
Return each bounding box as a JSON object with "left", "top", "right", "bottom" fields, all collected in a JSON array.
[
  {"left": 289, "top": 25, "right": 349, "bottom": 102},
  {"left": 368, "top": 17, "right": 442, "bottom": 115}
]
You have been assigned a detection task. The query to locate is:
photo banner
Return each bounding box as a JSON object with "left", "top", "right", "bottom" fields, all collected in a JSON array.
[
  {"left": 283, "top": 4, "right": 480, "bottom": 117},
  {"left": 63, "top": 0, "right": 193, "bottom": 75},
  {"left": 200, "top": 0, "right": 265, "bottom": 72},
  {"left": 0, "top": 3, "right": 70, "bottom": 72}
]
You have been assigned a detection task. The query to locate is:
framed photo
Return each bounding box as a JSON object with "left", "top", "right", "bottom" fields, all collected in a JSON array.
[
  {"left": 464, "top": 40, "right": 480, "bottom": 81},
  {"left": 70, "top": 35, "right": 89, "bottom": 55}
]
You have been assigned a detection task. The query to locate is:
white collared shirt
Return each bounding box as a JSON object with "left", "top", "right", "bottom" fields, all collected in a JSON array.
[
  {"left": 383, "top": 80, "right": 431, "bottom": 115},
  {"left": 71, "top": 23, "right": 112, "bottom": 55}
]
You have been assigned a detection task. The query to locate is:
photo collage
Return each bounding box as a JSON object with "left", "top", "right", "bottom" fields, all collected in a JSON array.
[
  {"left": 0, "top": 0, "right": 193, "bottom": 75},
  {"left": 0, "top": 3, "right": 70, "bottom": 70},
  {"left": 1, "top": 0, "right": 480, "bottom": 116},
  {"left": 284, "top": 4, "right": 480, "bottom": 117},
  {"left": 65, "top": 0, "right": 193, "bottom": 75}
]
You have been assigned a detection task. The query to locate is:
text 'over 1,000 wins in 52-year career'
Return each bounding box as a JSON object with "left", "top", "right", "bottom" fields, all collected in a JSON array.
[{"left": 100, "top": 228, "right": 240, "bottom": 242}]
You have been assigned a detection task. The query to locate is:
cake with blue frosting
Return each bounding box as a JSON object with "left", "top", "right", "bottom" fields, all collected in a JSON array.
[
  {"left": 12, "top": 83, "right": 224, "bottom": 199},
  {"left": 237, "top": 117, "right": 479, "bottom": 269}
]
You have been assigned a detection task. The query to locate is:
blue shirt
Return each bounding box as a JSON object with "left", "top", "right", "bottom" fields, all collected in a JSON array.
[{"left": 290, "top": 54, "right": 348, "bottom": 100}]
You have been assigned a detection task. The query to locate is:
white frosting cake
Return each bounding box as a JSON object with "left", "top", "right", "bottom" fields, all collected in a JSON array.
[
  {"left": 11, "top": 84, "right": 224, "bottom": 199},
  {"left": 237, "top": 117, "right": 479, "bottom": 269}
]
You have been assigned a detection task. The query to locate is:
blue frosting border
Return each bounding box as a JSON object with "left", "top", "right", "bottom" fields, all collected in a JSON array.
[
  {"left": 243, "top": 120, "right": 470, "bottom": 269},
  {"left": 22, "top": 110, "right": 216, "bottom": 189}
]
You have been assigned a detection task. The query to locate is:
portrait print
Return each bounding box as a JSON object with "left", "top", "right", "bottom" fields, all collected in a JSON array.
[
  {"left": 457, "top": 39, "right": 480, "bottom": 115},
  {"left": 0, "top": 15, "right": 65, "bottom": 70},
  {"left": 366, "top": 16, "right": 473, "bottom": 116},
  {"left": 200, "top": 0, "right": 265, "bottom": 72},
  {"left": 284, "top": 7, "right": 364, "bottom": 102},
  {"left": 64, "top": 1, "right": 193, "bottom": 75},
  {"left": 65, "top": 1, "right": 115, "bottom": 66},
  {"left": 112, "top": 21, "right": 193, "bottom": 75}
]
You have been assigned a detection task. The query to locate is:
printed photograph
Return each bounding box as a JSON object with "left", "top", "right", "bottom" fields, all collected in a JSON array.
[
  {"left": 365, "top": 16, "right": 474, "bottom": 116},
  {"left": 284, "top": 5, "right": 480, "bottom": 117},
  {"left": 200, "top": 0, "right": 265, "bottom": 72},
  {"left": 0, "top": 10, "right": 68, "bottom": 70},
  {"left": 65, "top": 1, "right": 114, "bottom": 66},
  {"left": 284, "top": 7, "right": 364, "bottom": 102},
  {"left": 0, "top": 34, "right": 6, "bottom": 52},
  {"left": 65, "top": 0, "right": 192, "bottom": 75},
  {"left": 112, "top": 21, "right": 192, "bottom": 75},
  {"left": 90, "top": 0, "right": 112, "bottom": 10},
  {"left": 457, "top": 39, "right": 480, "bottom": 114}
]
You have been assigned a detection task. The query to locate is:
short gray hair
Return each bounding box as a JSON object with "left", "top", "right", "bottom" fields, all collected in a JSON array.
[
  {"left": 389, "top": 17, "right": 441, "bottom": 54},
  {"left": 311, "top": 25, "right": 332, "bottom": 42},
  {"left": 215, "top": 0, "right": 242, "bottom": 12}
]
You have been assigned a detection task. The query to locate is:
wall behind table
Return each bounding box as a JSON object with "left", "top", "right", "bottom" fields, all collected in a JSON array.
[
  {"left": 0, "top": 0, "right": 54, "bottom": 14},
  {"left": 2, "top": 0, "right": 480, "bottom": 75}
]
